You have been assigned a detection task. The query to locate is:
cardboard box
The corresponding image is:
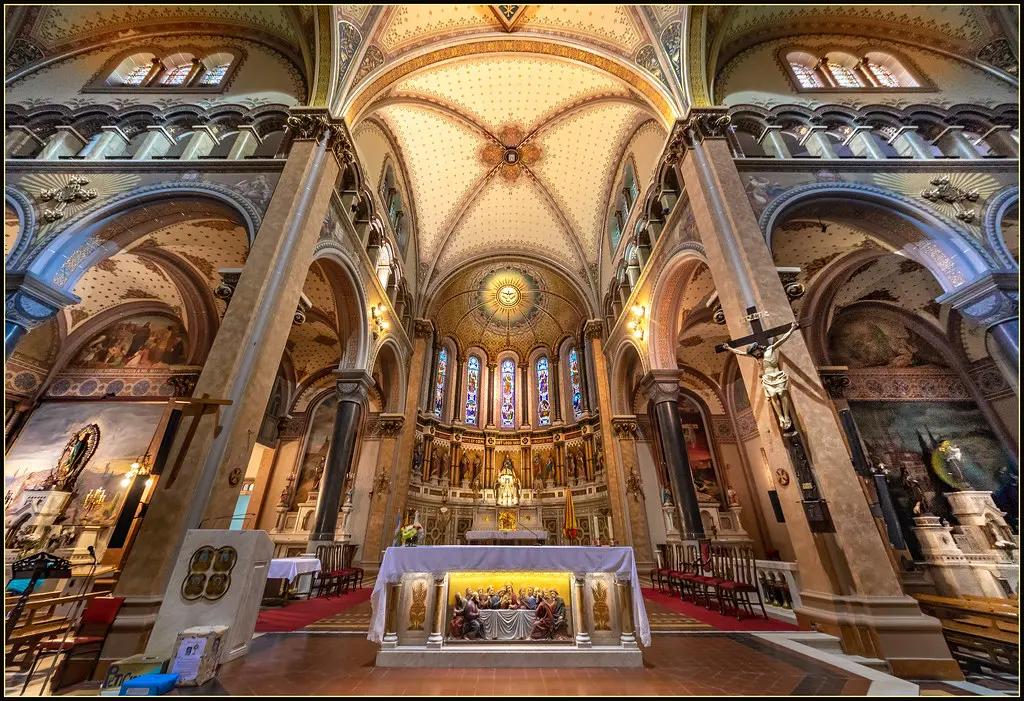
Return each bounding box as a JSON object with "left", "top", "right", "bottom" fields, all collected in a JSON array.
[
  {"left": 102, "top": 655, "right": 168, "bottom": 691},
  {"left": 169, "top": 625, "right": 228, "bottom": 687}
]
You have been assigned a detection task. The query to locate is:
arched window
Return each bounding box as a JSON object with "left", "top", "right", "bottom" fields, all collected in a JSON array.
[
  {"left": 465, "top": 356, "right": 480, "bottom": 426},
  {"left": 787, "top": 51, "right": 823, "bottom": 88},
  {"left": 867, "top": 62, "right": 899, "bottom": 87},
  {"left": 433, "top": 347, "right": 448, "bottom": 418},
  {"left": 536, "top": 356, "right": 551, "bottom": 426},
  {"left": 827, "top": 61, "right": 861, "bottom": 88},
  {"left": 864, "top": 51, "right": 919, "bottom": 88},
  {"left": 124, "top": 64, "right": 153, "bottom": 86},
  {"left": 500, "top": 358, "right": 516, "bottom": 428},
  {"left": 108, "top": 53, "right": 157, "bottom": 87},
  {"left": 568, "top": 347, "right": 583, "bottom": 419},
  {"left": 376, "top": 242, "right": 393, "bottom": 287},
  {"left": 199, "top": 52, "right": 233, "bottom": 86}
]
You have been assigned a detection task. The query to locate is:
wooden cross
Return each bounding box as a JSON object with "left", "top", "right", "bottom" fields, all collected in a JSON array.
[{"left": 713, "top": 306, "right": 802, "bottom": 353}]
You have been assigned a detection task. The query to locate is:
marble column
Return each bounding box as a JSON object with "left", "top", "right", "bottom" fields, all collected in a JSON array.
[
  {"left": 382, "top": 582, "right": 401, "bottom": 648},
  {"left": 5, "top": 273, "right": 80, "bottom": 359},
  {"left": 611, "top": 417, "right": 655, "bottom": 568},
  {"left": 937, "top": 271, "right": 1019, "bottom": 395},
  {"left": 451, "top": 354, "right": 464, "bottom": 423},
  {"left": 669, "top": 108, "right": 959, "bottom": 677},
  {"left": 38, "top": 126, "right": 87, "bottom": 160},
  {"left": 310, "top": 372, "right": 372, "bottom": 548},
  {"left": 585, "top": 321, "right": 629, "bottom": 548},
  {"left": 519, "top": 363, "right": 530, "bottom": 428},
  {"left": 427, "top": 574, "right": 446, "bottom": 648},
  {"left": 425, "top": 343, "right": 441, "bottom": 415},
  {"left": 640, "top": 372, "right": 704, "bottom": 540},
  {"left": 573, "top": 573, "right": 591, "bottom": 647},
  {"left": 386, "top": 320, "right": 433, "bottom": 541},
  {"left": 105, "top": 109, "right": 351, "bottom": 665},
  {"left": 486, "top": 362, "right": 497, "bottom": 427},
  {"left": 615, "top": 575, "right": 637, "bottom": 648},
  {"left": 551, "top": 358, "right": 563, "bottom": 423}
]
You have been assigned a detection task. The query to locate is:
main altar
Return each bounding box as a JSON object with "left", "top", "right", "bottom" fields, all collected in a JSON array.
[{"left": 370, "top": 545, "right": 648, "bottom": 667}]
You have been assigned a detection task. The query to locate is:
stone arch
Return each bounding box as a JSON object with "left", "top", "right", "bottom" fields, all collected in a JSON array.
[
  {"left": 648, "top": 248, "right": 711, "bottom": 371},
  {"left": 4, "top": 185, "right": 35, "bottom": 266},
  {"left": 368, "top": 336, "right": 407, "bottom": 415},
  {"left": 984, "top": 186, "right": 1019, "bottom": 269},
  {"left": 610, "top": 338, "right": 647, "bottom": 415},
  {"left": 311, "top": 248, "right": 370, "bottom": 373},
  {"left": 761, "top": 182, "right": 996, "bottom": 292}
]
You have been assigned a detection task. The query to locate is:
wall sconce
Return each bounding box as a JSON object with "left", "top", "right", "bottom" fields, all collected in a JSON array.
[
  {"left": 625, "top": 465, "right": 644, "bottom": 501},
  {"left": 122, "top": 454, "right": 153, "bottom": 488},
  {"left": 627, "top": 305, "right": 646, "bottom": 341},
  {"left": 371, "top": 470, "right": 391, "bottom": 498},
  {"left": 370, "top": 303, "right": 389, "bottom": 339},
  {"left": 83, "top": 487, "right": 107, "bottom": 514}
]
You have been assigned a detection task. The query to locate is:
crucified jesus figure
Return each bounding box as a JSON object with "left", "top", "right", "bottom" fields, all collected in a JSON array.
[{"left": 722, "top": 322, "right": 799, "bottom": 431}]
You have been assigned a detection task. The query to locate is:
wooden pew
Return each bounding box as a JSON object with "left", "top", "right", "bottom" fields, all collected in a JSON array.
[{"left": 914, "top": 593, "right": 1019, "bottom": 674}]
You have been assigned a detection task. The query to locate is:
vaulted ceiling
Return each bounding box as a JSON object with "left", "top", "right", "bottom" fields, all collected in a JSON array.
[{"left": 351, "top": 51, "right": 667, "bottom": 299}]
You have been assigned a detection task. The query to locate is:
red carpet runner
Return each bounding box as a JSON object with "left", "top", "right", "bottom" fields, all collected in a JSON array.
[
  {"left": 255, "top": 588, "right": 372, "bottom": 632},
  {"left": 641, "top": 588, "right": 802, "bottom": 632}
]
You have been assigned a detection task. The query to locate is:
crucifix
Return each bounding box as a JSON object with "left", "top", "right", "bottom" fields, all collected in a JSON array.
[{"left": 715, "top": 306, "right": 835, "bottom": 532}]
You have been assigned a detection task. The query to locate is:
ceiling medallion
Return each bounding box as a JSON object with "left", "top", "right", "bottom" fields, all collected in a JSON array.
[
  {"left": 496, "top": 284, "right": 522, "bottom": 309},
  {"left": 479, "top": 125, "right": 543, "bottom": 183}
]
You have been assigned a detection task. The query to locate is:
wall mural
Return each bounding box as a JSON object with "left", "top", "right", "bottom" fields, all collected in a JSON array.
[
  {"left": 71, "top": 314, "right": 188, "bottom": 369},
  {"left": 4, "top": 402, "right": 165, "bottom": 527},
  {"left": 293, "top": 395, "right": 336, "bottom": 508},
  {"left": 828, "top": 312, "right": 946, "bottom": 369},
  {"left": 678, "top": 400, "right": 724, "bottom": 505}
]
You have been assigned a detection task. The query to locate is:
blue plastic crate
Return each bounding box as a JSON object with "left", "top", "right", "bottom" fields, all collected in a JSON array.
[{"left": 118, "top": 673, "right": 179, "bottom": 696}]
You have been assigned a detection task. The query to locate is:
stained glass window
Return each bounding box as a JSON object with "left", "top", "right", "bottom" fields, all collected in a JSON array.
[
  {"left": 500, "top": 358, "right": 516, "bottom": 428},
  {"left": 200, "top": 63, "right": 230, "bottom": 86},
  {"left": 867, "top": 62, "right": 900, "bottom": 88},
  {"left": 162, "top": 64, "right": 192, "bottom": 86},
  {"left": 123, "top": 64, "right": 151, "bottom": 86},
  {"left": 569, "top": 347, "right": 583, "bottom": 419},
  {"left": 465, "top": 356, "right": 480, "bottom": 426},
  {"left": 827, "top": 62, "right": 861, "bottom": 88},
  {"left": 433, "top": 348, "right": 448, "bottom": 418},
  {"left": 536, "top": 356, "right": 551, "bottom": 426},
  {"left": 790, "top": 63, "right": 823, "bottom": 88}
]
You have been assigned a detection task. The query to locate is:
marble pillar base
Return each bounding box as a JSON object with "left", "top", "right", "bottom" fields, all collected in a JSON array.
[
  {"left": 376, "top": 645, "right": 643, "bottom": 668},
  {"left": 795, "top": 589, "right": 963, "bottom": 680}
]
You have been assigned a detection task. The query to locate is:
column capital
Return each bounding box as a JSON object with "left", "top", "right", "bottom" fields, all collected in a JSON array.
[
  {"left": 937, "top": 271, "right": 1019, "bottom": 328},
  {"left": 611, "top": 416, "right": 641, "bottom": 439},
  {"left": 665, "top": 106, "right": 732, "bottom": 164},
  {"left": 639, "top": 370, "right": 682, "bottom": 406},
  {"left": 817, "top": 366, "right": 851, "bottom": 400},
  {"left": 378, "top": 413, "right": 405, "bottom": 437},
  {"left": 286, "top": 106, "right": 354, "bottom": 165},
  {"left": 583, "top": 319, "right": 604, "bottom": 339},
  {"left": 5, "top": 272, "right": 80, "bottom": 331},
  {"left": 413, "top": 318, "right": 435, "bottom": 338},
  {"left": 333, "top": 370, "right": 373, "bottom": 404}
]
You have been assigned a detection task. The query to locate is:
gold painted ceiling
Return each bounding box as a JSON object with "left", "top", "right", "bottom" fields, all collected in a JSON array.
[{"left": 429, "top": 259, "right": 587, "bottom": 358}]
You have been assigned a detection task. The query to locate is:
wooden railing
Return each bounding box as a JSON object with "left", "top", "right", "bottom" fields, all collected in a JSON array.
[{"left": 914, "top": 593, "right": 1019, "bottom": 674}]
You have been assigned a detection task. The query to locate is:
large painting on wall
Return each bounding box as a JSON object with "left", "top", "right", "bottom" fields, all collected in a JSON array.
[
  {"left": 70, "top": 314, "right": 188, "bottom": 369},
  {"left": 852, "top": 400, "right": 1018, "bottom": 532},
  {"left": 293, "top": 396, "right": 336, "bottom": 508},
  {"left": 679, "top": 399, "right": 724, "bottom": 505},
  {"left": 828, "top": 311, "right": 946, "bottom": 369},
  {"left": 4, "top": 402, "right": 166, "bottom": 527}
]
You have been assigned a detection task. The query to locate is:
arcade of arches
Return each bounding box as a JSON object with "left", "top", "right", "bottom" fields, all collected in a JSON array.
[{"left": 3, "top": 5, "right": 1019, "bottom": 696}]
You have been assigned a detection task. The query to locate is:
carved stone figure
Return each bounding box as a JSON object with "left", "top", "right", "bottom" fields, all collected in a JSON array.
[
  {"left": 413, "top": 436, "right": 425, "bottom": 474},
  {"left": 721, "top": 322, "right": 799, "bottom": 431},
  {"left": 458, "top": 454, "right": 468, "bottom": 483},
  {"left": 471, "top": 455, "right": 481, "bottom": 482}
]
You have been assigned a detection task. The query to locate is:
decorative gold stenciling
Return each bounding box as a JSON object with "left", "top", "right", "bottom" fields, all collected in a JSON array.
[
  {"left": 408, "top": 581, "right": 428, "bottom": 630},
  {"left": 592, "top": 580, "right": 611, "bottom": 631}
]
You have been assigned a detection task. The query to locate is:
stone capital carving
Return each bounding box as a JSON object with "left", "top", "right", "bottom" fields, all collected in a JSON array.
[
  {"left": 379, "top": 414, "right": 405, "bottom": 437},
  {"left": 583, "top": 319, "right": 604, "bottom": 339},
  {"left": 286, "top": 107, "right": 354, "bottom": 165},
  {"left": 278, "top": 415, "right": 306, "bottom": 440},
  {"left": 333, "top": 370, "right": 373, "bottom": 404},
  {"left": 639, "top": 370, "right": 682, "bottom": 406},
  {"left": 413, "top": 318, "right": 434, "bottom": 338},
  {"left": 665, "top": 107, "right": 732, "bottom": 164},
  {"left": 817, "top": 366, "right": 851, "bottom": 400},
  {"left": 611, "top": 416, "right": 640, "bottom": 439},
  {"left": 937, "top": 271, "right": 1019, "bottom": 329},
  {"left": 5, "top": 272, "right": 80, "bottom": 331}
]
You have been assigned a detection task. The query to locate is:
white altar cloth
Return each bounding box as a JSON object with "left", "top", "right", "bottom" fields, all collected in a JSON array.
[
  {"left": 267, "top": 557, "right": 320, "bottom": 581},
  {"left": 369, "top": 546, "right": 650, "bottom": 646},
  {"left": 465, "top": 530, "right": 548, "bottom": 541},
  {"left": 479, "top": 609, "right": 536, "bottom": 640}
]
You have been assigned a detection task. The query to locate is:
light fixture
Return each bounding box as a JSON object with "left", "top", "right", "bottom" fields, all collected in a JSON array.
[
  {"left": 627, "top": 305, "right": 646, "bottom": 341},
  {"left": 370, "top": 303, "right": 389, "bottom": 339},
  {"left": 83, "top": 487, "right": 107, "bottom": 513},
  {"left": 121, "top": 454, "right": 152, "bottom": 487}
]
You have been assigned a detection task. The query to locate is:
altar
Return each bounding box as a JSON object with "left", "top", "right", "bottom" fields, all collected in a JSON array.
[{"left": 371, "top": 545, "right": 648, "bottom": 668}]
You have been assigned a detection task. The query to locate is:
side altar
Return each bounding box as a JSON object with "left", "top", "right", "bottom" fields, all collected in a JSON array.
[{"left": 370, "top": 545, "right": 648, "bottom": 667}]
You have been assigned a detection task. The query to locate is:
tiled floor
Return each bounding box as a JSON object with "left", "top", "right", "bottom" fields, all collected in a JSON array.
[{"left": 214, "top": 632, "right": 875, "bottom": 696}]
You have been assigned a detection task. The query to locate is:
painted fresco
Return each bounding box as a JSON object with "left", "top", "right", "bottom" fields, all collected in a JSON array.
[
  {"left": 4, "top": 402, "right": 165, "bottom": 527},
  {"left": 293, "top": 396, "right": 336, "bottom": 508},
  {"left": 828, "top": 311, "right": 946, "bottom": 369},
  {"left": 71, "top": 315, "right": 188, "bottom": 369},
  {"left": 852, "top": 400, "right": 1018, "bottom": 533},
  {"left": 678, "top": 402, "right": 724, "bottom": 504}
]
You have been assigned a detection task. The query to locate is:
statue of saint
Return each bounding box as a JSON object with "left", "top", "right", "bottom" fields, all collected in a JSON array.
[
  {"left": 413, "top": 437, "right": 425, "bottom": 473},
  {"left": 900, "top": 464, "right": 931, "bottom": 516},
  {"left": 45, "top": 427, "right": 97, "bottom": 492},
  {"left": 533, "top": 454, "right": 541, "bottom": 481},
  {"left": 932, "top": 440, "right": 969, "bottom": 491},
  {"left": 721, "top": 322, "right": 799, "bottom": 431},
  {"left": 545, "top": 454, "right": 556, "bottom": 480},
  {"left": 343, "top": 471, "right": 355, "bottom": 505},
  {"left": 458, "top": 454, "right": 468, "bottom": 483},
  {"left": 471, "top": 455, "right": 481, "bottom": 482},
  {"left": 312, "top": 456, "right": 326, "bottom": 492},
  {"left": 595, "top": 446, "right": 605, "bottom": 474},
  {"left": 727, "top": 485, "right": 740, "bottom": 507},
  {"left": 438, "top": 448, "right": 450, "bottom": 481}
]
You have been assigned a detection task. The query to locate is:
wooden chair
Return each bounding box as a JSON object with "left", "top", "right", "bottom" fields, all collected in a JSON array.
[
  {"left": 650, "top": 545, "right": 671, "bottom": 593},
  {"left": 716, "top": 545, "right": 769, "bottom": 620},
  {"left": 5, "top": 591, "right": 102, "bottom": 666},
  {"left": 341, "top": 543, "right": 364, "bottom": 590},
  {"left": 312, "top": 545, "right": 341, "bottom": 598},
  {"left": 21, "top": 596, "right": 124, "bottom": 693},
  {"left": 668, "top": 545, "right": 701, "bottom": 602}
]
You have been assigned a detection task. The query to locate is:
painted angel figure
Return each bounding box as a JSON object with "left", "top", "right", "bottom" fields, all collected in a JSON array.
[{"left": 720, "top": 322, "right": 799, "bottom": 431}]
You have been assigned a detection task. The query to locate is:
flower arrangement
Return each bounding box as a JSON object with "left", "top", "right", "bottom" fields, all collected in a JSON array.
[{"left": 398, "top": 522, "right": 423, "bottom": 546}]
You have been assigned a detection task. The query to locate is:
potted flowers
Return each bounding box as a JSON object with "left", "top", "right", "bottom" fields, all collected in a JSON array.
[{"left": 398, "top": 522, "right": 423, "bottom": 546}]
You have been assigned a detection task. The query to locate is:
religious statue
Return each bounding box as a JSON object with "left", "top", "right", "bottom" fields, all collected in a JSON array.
[
  {"left": 568, "top": 452, "right": 579, "bottom": 482},
  {"left": 899, "top": 464, "right": 931, "bottom": 516},
  {"left": 342, "top": 471, "right": 355, "bottom": 505},
  {"left": 471, "top": 455, "right": 481, "bottom": 483},
  {"left": 727, "top": 485, "right": 740, "bottom": 507},
  {"left": 413, "top": 436, "right": 425, "bottom": 475},
  {"left": 550, "top": 589, "right": 570, "bottom": 639},
  {"left": 720, "top": 322, "right": 799, "bottom": 431},
  {"left": 594, "top": 445, "right": 605, "bottom": 475},
  {"left": 43, "top": 425, "right": 99, "bottom": 493},
  {"left": 458, "top": 454, "right": 468, "bottom": 484},
  {"left": 311, "top": 456, "right": 326, "bottom": 492},
  {"left": 932, "top": 440, "right": 969, "bottom": 491},
  {"left": 529, "top": 591, "right": 555, "bottom": 639},
  {"left": 431, "top": 446, "right": 446, "bottom": 482},
  {"left": 662, "top": 486, "right": 672, "bottom": 506},
  {"left": 450, "top": 592, "right": 483, "bottom": 640},
  {"left": 545, "top": 453, "right": 556, "bottom": 481},
  {"left": 533, "top": 453, "right": 541, "bottom": 481}
]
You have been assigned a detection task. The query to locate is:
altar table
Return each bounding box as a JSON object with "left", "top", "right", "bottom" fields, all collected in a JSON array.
[{"left": 479, "top": 608, "right": 536, "bottom": 640}]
